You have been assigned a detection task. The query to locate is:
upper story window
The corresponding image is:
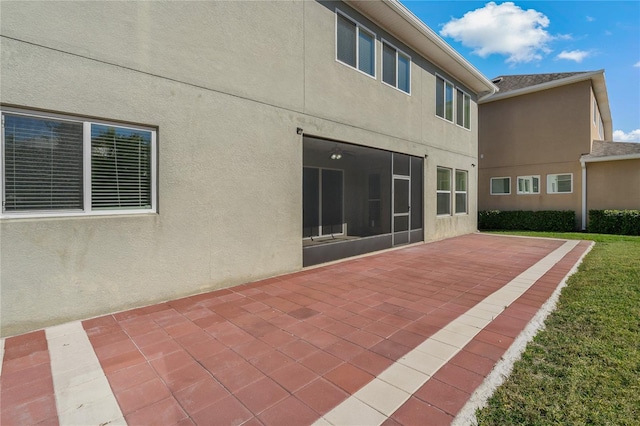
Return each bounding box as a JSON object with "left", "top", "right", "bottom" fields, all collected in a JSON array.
[
  {"left": 490, "top": 177, "right": 511, "bottom": 195},
  {"left": 336, "top": 10, "right": 375, "bottom": 78},
  {"left": 456, "top": 89, "right": 471, "bottom": 129},
  {"left": 436, "top": 76, "right": 454, "bottom": 122},
  {"left": 382, "top": 40, "right": 410, "bottom": 94},
  {"left": 1, "top": 109, "right": 157, "bottom": 218},
  {"left": 547, "top": 173, "right": 573, "bottom": 194},
  {"left": 517, "top": 176, "right": 540, "bottom": 195}
]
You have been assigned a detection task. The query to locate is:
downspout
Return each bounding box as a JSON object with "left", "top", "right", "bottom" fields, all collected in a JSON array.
[{"left": 581, "top": 159, "right": 587, "bottom": 231}]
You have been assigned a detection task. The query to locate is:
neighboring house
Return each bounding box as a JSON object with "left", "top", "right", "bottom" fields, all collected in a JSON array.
[
  {"left": 580, "top": 140, "right": 640, "bottom": 218},
  {"left": 0, "top": 1, "right": 496, "bottom": 336},
  {"left": 477, "top": 70, "right": 638, "bottom": 230}
]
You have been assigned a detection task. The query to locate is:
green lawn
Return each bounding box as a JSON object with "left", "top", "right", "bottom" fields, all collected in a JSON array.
[{"left": 476, "top": 232, "right": 640, "bottom": 426}]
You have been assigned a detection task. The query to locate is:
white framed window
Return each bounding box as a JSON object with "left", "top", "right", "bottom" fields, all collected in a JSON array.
[
  {"left": 517, "top": 176, "right": 540, "bottom": 194},
  {"left": 598, "top": 116, "right": 604, "bottom": 139},
  {"left": 593, "top": 99, "right": 598, "bottom": 125},
  {"left": 1, "top": 109, "right": 157, "bottom": 218},
  {"left": 436, "top": 75, "right": 454, "bottom": 122},
  {"left": 336, "top": 10, "right": 376, "bottom": 78},
  {"left": 547, "top": 173, "right": 573, "bottom": 194},
  {"left": 456, "top": 89, "right": 471, "bottom": 130},
  {"left": 490, "top": 177, "right": 511, "bottom": 195},
  {"left": 455, "top": 169, "right": 468, "bottom": 214},
  {"left": 436, "top": 167, "right": 451, "bottom": 215},
  {"left": 382, "top": 40, "right": 410, "bottom": 94}
]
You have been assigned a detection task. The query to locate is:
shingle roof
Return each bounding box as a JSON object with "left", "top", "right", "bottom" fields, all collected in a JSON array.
[
  {"left": 582, "top": 140, "right": 640, "bottom": 161},
  {"left": 491, "top": 72, "right": 589, "bottom": 93}
]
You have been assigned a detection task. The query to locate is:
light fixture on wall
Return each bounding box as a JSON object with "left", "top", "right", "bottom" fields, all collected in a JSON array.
[
  {"left": 296, "top": 127, "right": 304, "bottom": 135},
  {"left": 330, "top": 147, "right": 343, "bottom": 160}
]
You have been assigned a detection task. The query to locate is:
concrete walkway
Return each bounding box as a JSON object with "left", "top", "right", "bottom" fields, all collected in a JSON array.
[{"left": 0, "top": 233, "right": 592, "bottom": 426}]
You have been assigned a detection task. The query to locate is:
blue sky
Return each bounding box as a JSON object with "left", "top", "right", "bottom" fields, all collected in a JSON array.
[{"left": 402, "top": 1, "right": 640, "bottom": 141}]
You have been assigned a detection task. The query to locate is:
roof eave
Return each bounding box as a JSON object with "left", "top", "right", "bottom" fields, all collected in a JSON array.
[
  {"left": 345, "top": 0, "right": 497, "bottom": 95},
  {"left": 581, "top": 153, "right": 640, "bottom": 163}
]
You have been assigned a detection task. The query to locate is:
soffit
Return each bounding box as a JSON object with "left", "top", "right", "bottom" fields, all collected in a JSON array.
[{"left": 345, "top": 0, "right": 496, "bottom": 95}]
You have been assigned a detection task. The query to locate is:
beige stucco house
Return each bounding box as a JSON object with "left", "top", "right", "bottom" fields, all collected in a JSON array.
[
  {"left": 478, "top": 70, "right": 640, "bottom": 230},
  {"left": 0, "top": 1, "right": 496, "bottom": 336}
]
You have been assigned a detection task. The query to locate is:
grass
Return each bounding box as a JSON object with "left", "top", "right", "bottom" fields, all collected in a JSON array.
[{"left": 475, "top": 232, "right": 640, "bottom": 426}]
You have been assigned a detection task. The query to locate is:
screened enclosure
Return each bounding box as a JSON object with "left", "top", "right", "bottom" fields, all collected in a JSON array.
[{"left": 303, "top": 136, "right": 423, "bottom": 266}]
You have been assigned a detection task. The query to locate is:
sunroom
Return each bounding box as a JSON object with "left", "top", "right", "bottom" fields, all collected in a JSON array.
[{"left": 303, "top": 136, "right": 423, "bottom": 266}]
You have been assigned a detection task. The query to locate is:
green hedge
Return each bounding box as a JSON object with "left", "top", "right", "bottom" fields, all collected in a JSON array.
[
  {"left": 588, "top": 210, "right": 640, "bottom": 236},
  {"left": 478, "top": 210, "right": 576, "bottom": 232}
]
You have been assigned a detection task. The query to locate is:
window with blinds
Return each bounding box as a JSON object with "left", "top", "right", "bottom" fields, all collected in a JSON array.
[
  {"left": 2, "top": 110, "right": 156, "bottom": 217},
  {"left": 382, "top": 40, "right": 410, "bottom": 94},
  {"left": 336, "top": 10, "right": 375, "bottom": 77}
]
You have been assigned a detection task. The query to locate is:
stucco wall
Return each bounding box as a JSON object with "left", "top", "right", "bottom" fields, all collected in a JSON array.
[
  {"left": 586, "top": 159, "right": 640, "bottom": 211},
  {"left": 1, "top": 0, "right": 481, "bottom": 336},
  {"left": 478, "top": 81, "right": 593, "bottom": 227}
]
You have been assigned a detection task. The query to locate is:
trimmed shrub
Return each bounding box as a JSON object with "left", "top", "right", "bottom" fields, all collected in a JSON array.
[
  {"left": 588, "top": 210, "right": 640, "bottom": 236},
  {"left": 478, "top": 210, "right": 576, "bottom": 232}
]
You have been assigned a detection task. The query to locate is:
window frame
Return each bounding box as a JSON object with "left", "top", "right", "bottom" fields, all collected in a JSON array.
[
  {"left": 546, "top": 173, "right": 573, "bottom": 194},
  {"left": 381, "top": 39, "right": 411, "bottom": 95},
  {"left": 335, "top": 9, "right": 377, "bottom": 79},
  {"left": 455, "top": 169, "right": 468, "bottom": 215},
  {"left": 490, "top": 177, "right": 511, "bottom": 195},
  {"left": 1, "top": 108, "right": 157, "bottom": 219},
  {"left": 516, "top": 175, "right": 540, "bottom": 195},
  {"left": 436, "top": 166, "right": 452, "bottom": 216},
  {"left": 455, "top": 88, "right": 471, "bottom": 130},
  {"left": 436, "top": 75, "right": 455, "bottom": 123}
]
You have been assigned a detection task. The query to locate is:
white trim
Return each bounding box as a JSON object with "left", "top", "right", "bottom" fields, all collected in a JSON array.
[
  {"left": 436, "top": 166, "right": 452, "bottom": 216},
  {"left": 516, "top": 175, "right": 540, "bottom": 195},
  {"left": 1, "top": 108, "right": 157, "bottom": 219},
  {"left": 546, "top": 173, "right": 573, "bottom": 194},
  {"left": 435, "top": 74, "right": 455, "bottom": 123},
  {"left": 454, "top": 169, "right": 468, "bottom": 215},
  {"left": 335, "top": 8, "right": 377, "bottom": 80},
  {"left": 581, "top": 162, "right": 587, "bottom": 230},
  {"left": 490, "top": 176, "right": 511, "bottom": 195},
  {"left": 455, "top": 88, "right": 472, "bottom": 130},
  {"left": 381, "top": 38, "right": 411, "bottom": 95}
]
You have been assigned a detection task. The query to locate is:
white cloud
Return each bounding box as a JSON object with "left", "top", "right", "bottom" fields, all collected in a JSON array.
[
  {"left": 440, "top": 2, "right": 552, "bottom": 64},
  {"left": 586, "top": 16, "right": 595, "bottom": 22},
  {"left": 634, "top": 61, "right": 640, "bottom": 68},
  {"left": 613, "top": 129, "right": 640, "bottom": 142},
  {"left": 557, "top": 50, "right": 591, "bottom": 63}
]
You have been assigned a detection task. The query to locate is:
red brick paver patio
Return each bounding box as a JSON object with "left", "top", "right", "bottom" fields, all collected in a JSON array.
[{"left": 0, "top": 233, "right": 592, "bottom": 425}]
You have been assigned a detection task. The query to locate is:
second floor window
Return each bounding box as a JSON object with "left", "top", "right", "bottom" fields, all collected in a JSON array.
[
  {"left": 436, "top": 76, "right": 455, "bottom": 122},
  {"left": 382, "top": 41, "right": 410, "bottom": 94},
  {"left": 456, "top": 89, "right": 471, "bottom": 129},
  {"left": 336, "top": 11, "right": 375, "bottom": 77}
]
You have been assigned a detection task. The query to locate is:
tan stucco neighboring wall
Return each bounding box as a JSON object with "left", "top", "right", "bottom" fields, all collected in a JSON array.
[
  {"left": 478, "top": 80, "right": 594, "bottom": 228},
  {"left": 1, "top": 1, "right": 482, "bottom": 336},
  {"left": 478, "top": 162, "right": 583, "bottom": 224},
  {"left": 586, "top": 159, "right": 640, "bottom": 211}
]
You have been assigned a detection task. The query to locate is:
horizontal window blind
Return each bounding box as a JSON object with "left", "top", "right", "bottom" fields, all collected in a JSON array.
[
  {"left": 91, "top": 124, "right": 152, "bottom": 209},
  {"left": 3, "top": 114, "right": 83, "bottom": 211}
]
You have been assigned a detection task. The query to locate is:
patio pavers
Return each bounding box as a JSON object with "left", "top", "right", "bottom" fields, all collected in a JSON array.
[{"left": 0, "top": 233, "right": 592, "bottom": 425}]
